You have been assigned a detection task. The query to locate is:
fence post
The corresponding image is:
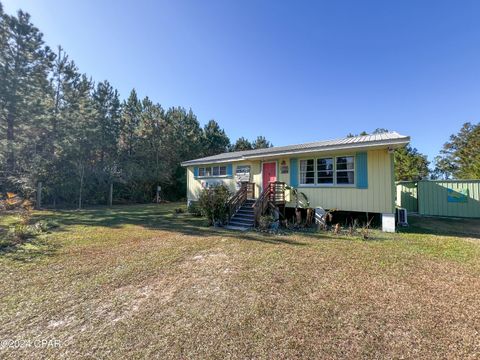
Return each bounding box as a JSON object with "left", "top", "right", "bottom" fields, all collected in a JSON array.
[{"left": 36, "top": 181, "right": 42, "bottom": 209}]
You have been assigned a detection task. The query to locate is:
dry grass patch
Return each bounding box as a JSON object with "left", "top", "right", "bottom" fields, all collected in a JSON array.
[{"left": 0, "top": 204, "right": 479, "bottom": 359}]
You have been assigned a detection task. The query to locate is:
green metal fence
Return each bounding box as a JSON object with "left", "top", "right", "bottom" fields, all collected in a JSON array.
[
  {"left": 396, "top": 181, "right": 418, "bottom": 213},
  {"left": 396, "top": 180, "right": 480, "bottom": 218}
]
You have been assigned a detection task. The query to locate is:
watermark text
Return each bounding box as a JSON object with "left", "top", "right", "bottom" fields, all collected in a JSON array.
[{"left": 0, "top": 339, "right": 61, "bottom": 350}]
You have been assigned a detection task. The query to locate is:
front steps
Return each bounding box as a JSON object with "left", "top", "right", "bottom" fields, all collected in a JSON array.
[{"left": 225, "top": 199, "right": 255, "bottom": 230}]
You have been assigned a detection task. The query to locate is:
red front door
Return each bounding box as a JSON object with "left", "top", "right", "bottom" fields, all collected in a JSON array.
[{"left": 262, "top": 162, "right": 276, "bottom": 190}]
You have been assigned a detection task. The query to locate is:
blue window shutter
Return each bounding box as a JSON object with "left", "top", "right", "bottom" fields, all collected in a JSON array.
[
  {"left": 193, "top": 167, "right": 199, "bottom": 178},
  {"left": 290, "top": 158, "right": 298, "bottom": 187},
  {"left": 226, "top": 163, "right": 233, "bottom": 177},
  {"left": 356, "top": 152, "right": 368, "bottom": 189}
]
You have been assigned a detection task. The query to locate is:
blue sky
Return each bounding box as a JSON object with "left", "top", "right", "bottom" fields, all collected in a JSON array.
[{"left": 3, "top": 0, "right": 480, "bottom": 163}]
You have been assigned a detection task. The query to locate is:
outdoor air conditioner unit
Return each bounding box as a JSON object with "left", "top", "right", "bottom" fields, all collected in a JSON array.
[{"left": 397, "top": 208, "right": 408, "bottom": 226}]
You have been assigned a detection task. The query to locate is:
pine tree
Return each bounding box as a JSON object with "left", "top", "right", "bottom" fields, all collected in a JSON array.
[
  {"left": 63, "top": 75, "right": 97, "bottom": 208},
  {"left": 91, "top": 80, "right": 121, "bottom": 202},
  {"left": 232, "top": 137, "right": 253, "bottom": 151},
  {"left": 0, "top": 7, "right": 53, "bottom": 194},
  {"left": 372, "top": 128, "right": 389, "bottom": 134},
  {"left": 202, "top": 119, "right": 230, "bottom": 156},
  {"left": 120, "top": 89, "right": 141, "bottom": 156},
  {"left": 0, "top": 4, "right": 9, "bottom": 176},
  {"left": 50, "top": 46, "right": 79, "bottom": 156},
  {"left": 434, "top": 122, "right": 480, "bottom": 179},
  {"left": 163, "top": 107, "right": 204, "bottom": 199},
  {"left": 0, "top": 11, "right": 53, "bottom": 174},
  {"left": 252, "top": 136, "right": 272, "bottom": 149},
  {"left": 93, "top": 80, "right": 121, "bottom": 163},
  {"left": 394, "top": 145, "right": 430, "bottom": 181},
  {"left": 0, "top": 2, "right": 238, "bottom": 203},
  {"left": 137, "top": 97, "right": 169, "bottom": 185}
]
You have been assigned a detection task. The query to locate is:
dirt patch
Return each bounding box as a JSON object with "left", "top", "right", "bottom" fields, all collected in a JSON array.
[{"left": 1, "top": 204, "right": 479, "bottom": 359}]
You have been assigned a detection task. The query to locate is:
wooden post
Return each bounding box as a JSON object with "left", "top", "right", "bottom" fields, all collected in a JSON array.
[
  {"left": 36, "top": 181, "right": 42, "bottom": 209},
  {"left": 156, "top": 185, "right": 161, "bottom": 204},
  {"left": 109, "top": 183, "right": 113, "bottom": 207}
]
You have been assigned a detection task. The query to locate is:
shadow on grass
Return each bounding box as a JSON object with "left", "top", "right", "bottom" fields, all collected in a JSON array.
[
  {"left": 30, "top": 204, "right": 310, "bottom": 246},
  {"left": 0, "top": 235, "right": 59, "bottom": 262},
  {"left": 398, "top": 214, "right": 480, "bottom": 240},
  {"left": 14, "top": 203, "right": 480, "bottom": 262}
]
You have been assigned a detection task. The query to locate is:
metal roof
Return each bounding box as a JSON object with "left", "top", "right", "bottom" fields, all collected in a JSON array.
[{"left": 181, "top": 131, "right": 410, "bottom": 166}]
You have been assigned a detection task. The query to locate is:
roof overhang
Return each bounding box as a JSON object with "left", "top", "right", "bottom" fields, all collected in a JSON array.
[{"left": 181, "top": 136, "right": 410, "bottom": 166}]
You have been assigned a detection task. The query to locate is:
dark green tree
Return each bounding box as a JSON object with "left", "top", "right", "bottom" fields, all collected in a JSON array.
[
  {"left": 434, "top": 122, "right": 480, "bottom": 179},
  {"left": 93, "top": 80, "right": 121, "bottom": 163},
  {"left": 50, "top": 46, "right": 79, "bottom": 156},
  {"left": 91, "top": 80, "right": 121, "bottom": 203},
  {"left": 0, "top": 2, "right": 233, "bottom": 204},
  {"left": 202, "top": 119, "right": 230, "bottom": 156},
  {"left": 166, "top": 107, "right": 203, "bottom": 162},
  {"left": 372, "top": 128, "right": 389, "bottom": 134},
  {"left": 346, "top": 131, "right": 369, "bottom": 137},
  {"left": 120, "top": 89, "right": 141, "bottom": 156},
  {"left": 232, "top": 137, "right": 253, "bottom": 151},
  {"left": 137, "top": 98, "right": 169, "bottom": 186},
  {"left": 252, "top": 135, "right": 272, "bottom": 149},
  {"left": 0, "top": 3, "right": 8, "bottom": 170},
  {"left": 0, "top": 6, "right": 54, "bottom": 195},
  {"left": 394, "top": 145, "right": 430, "bottom": 181},
  {"left": 66, "top": 75, "right": 97, "bottom": 208}
]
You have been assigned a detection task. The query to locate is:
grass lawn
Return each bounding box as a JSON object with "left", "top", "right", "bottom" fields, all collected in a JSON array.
[{"left": 1, "top": 204, "right": 479, "bottom": 359}]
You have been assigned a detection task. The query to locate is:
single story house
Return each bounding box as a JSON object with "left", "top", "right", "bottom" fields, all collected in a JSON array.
[{"left": 181, "top": 131, "right": 410, "bottom": 232}]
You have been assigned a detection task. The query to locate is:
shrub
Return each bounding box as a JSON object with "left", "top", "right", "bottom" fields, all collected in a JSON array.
[
  {"left": 187, "top": 202, "right": 202, "bottom": 217},
  {"left": 8, "top": 224, "right": 35, "bottom": 241},
  {"left": 33, "top": 220, "right": 50, "bottom": 232},
  {"left": 7, "top": 221, "right": 52, "bottom": 243},
  {"left": 258, "top": 214, "right": 274, "bottom": 231},
  {"left": 198, "top": 185, "right": 231, "bottom": 226},
  {"left": 19, "top": 211, "right": 31, "bottom": 225},
  {"left": 0, "top": 193, "right": 33, "bottom": 212}
]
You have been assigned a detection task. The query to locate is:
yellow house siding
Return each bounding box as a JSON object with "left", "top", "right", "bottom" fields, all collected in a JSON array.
[
  {"left": 285, "top": 149, "right": 394, "bottom": 214},
  {"left": 186, "top": 161, "right": 261, "bottom": 201},
  {"left": 186, "top": 149, "right": 394, "bottom": 214}
]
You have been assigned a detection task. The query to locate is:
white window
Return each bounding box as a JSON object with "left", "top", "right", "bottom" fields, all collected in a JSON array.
[
  {"left": 300, "top": 159, "right": 315, "bottom": 185},
  {"left": 317, "top": 158, "right": 333, "bottom": 184},
  {"left": 198, "top": 165, "right": 227, "bottom": 178},
  {"left": 335, "top": 156, "right": 355, "bottom": 185},
  {"left": 298, "top": 156, "right": 355, "bottom": 186}
]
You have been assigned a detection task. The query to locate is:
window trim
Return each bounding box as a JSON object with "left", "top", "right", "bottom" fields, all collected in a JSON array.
[
  {"left": 316, "top": 157, "right": 334, "bottom": 186},
  {"left": 299, "top": 159, "right": 315, "bottom": 186},
  {"left": 335, "top": 155, "right": 355, "bottom": 187},
  {"left": 196, "top": 165, "right": 229, "bottom": 178},
  {"left": 297, "top": 155, "right": 356, "bottom": 187}
]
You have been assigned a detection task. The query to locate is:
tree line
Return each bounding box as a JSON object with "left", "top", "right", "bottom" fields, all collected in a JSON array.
[
  {"left": 395, "top": 123, "right": 480, "bottom": 180},
  {"left": 0, "top": 4, "right": 273, "bottom": 206},
  {"left": 1, "top": 3, "right": 479, "bottom": 208},
  {"left": 350, "top": 124, "right": 480, "bottom": 182}
]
